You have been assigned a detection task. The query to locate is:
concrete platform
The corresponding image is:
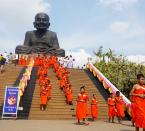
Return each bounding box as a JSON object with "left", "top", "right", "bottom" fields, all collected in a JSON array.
[{"left": 0, "top": 120, "right": 134, "bottom": 131}]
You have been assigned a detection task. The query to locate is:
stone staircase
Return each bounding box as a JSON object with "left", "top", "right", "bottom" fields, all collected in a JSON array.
[{"left": 28, "top": 68, "right": 108, "bottom": 120}]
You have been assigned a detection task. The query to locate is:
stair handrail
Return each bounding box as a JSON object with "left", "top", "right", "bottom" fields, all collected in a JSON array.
[
  {"left": 17, "top": 58, "right": 34, "bottom": 107},
  {"left": 87, "top": 62, "right": 131, "bottom": 114}
]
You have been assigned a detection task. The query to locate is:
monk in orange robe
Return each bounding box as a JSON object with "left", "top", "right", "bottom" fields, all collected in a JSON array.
[
  {"left": 130, "top": 74, "right": 145, "bottom": 131},
  {"left": 91, "top": 94, "right": 98, "bottom": 121},
  {"left": 65, "top": 85, "right": 73, "bottom": 105},
  {"left": 60, "top": 76, "right": 66, "bottom": 90},
  {"left": 20, "top": 55, "right": 24, "bottom": 66},
  {"left": 18, "top": 55, "right": 22, "bottom": 65},
  {"left": 53, "top": 62, "right": 59, "bottom": 73},
  {"left": 40, "top": 85, "right": 48, "bottom": 111},
  {"left": 37, "top": 67, "right": 43, "bottom": 78},
  {"left": 64, "top": 69, "right": 70, "bottom": 79},
  {"left": 22, "top": 56, "right": 27, "bottom": 66},
  {"left": 46, "top": 83, "right": 51, "bottom": 100},
  {"left": 115, "top": 91, "right": 125, "bottom": 123},
  {"left": 108, "top": 93, "right": 116, "bottom": 123},
  {"left": 57, "top": 67, "right": 63, "bottom": 80},
  {"left": 76, "top": 86, "right": 89, "bottom": 125},
  {"left": 34, "top": 55, "right": 39, "bottom": 66}
]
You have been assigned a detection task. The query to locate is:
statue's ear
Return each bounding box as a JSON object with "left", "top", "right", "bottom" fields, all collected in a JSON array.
[
  {"left": 33, "top": 22, "right": 36, "bottom": 28},
  {"left": 48, "top": 22, "right": 50, "bottom": 27}
]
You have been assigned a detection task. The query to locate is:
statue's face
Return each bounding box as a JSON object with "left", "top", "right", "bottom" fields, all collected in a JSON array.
[{"left": 34, "top": 13, "right": 50, "bottom": 30}]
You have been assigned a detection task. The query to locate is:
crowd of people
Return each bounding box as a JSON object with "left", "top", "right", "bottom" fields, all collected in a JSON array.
[
  {"left": 0, "top": 51, "right": 18, "bottom": 73},
  {"left": 18, "top": 54, "right": 76, "bottom": 68}
]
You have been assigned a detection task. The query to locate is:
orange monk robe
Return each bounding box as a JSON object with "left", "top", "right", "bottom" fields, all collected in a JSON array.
[
  {"left": 132, "top": 87, "right": 145, "bottom": 128},
  {"left": 37, "top": 68, "right": 43, "bottom": 78},
  {"left": 49, "top": 55, "right": 57, "bottom": 66},
  {"left": 44, "top": 60, "right": 51, "bottom": 69},
  {"left": 76, "top": 93, "right": 89, "bottom": 119},
  {"left": 38, "top": 77, "right": 45, "bottom": 86},
  {"left": 108, "top": 97, "right": 116, "bottom": 118},
  {"left": 115, "top": 96, "right": 125, "bottom": 118},
  {"left": 64, "top": 70, "right": 70, "bottom": 79},
  {"left": 43, "top": 77, "right": 50, "bottom": 86},
  {"left": 53, "top": 63, "right": 59, "bottom": 72},
  {"left": 46, "top": 84, "right": 51, "bottom": 98},
  {"left": 60, "top": 77, "right": 66, "bottom": 90},
  {"left": 34, "top": 56, "right": 39, "bottom": 66},
  {"left": 130, "top": 90, "right": 136, "bottom": 122},
  {"left": 48, "top": 56, "right": 54, "bottom": 66},
  {"left": 18, "top": 56, "right": 22, "bottom": 65},
  {"left": 20, "top": 57, "right": 24, "bottom": 66},
  {"left": 66, "top": 87, "right": 73, "bottom": 103},
  {"left": 40, "top": 88, "right": 48, "bottom": 105},
  {"left": 91, "top": 98, "right": 98, "bottom": 119},
  {"left": 38, "top": 57, "right": 43, "bottom": 66},
  {"left": 57, "top": 69, "right": 63, "bottom": 79},
  {"left": 42, "top": 68, "right": 48, "bottom": 76},
  {"left": 22, "top": 57, "right": 27, "bottom": 66}
]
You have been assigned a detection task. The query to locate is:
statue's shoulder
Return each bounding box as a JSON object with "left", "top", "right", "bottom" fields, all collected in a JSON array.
[
  {"left": 47, "top": 30, "right": 57, "bottom": 37},
  {"left": 25, "top": 30, "right": 36, "bottom": 35}
]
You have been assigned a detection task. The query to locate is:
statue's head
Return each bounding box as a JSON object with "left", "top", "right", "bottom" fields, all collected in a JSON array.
[{"left": 33, "top": 12, "right": 50, "bottom": 31}]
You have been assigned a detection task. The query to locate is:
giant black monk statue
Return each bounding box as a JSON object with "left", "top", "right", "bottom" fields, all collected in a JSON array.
[{"left": 15, "top": 12, "right": 65, "bottom": 57}]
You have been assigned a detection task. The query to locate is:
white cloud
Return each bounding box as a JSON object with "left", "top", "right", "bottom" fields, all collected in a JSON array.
[
  {"left": 0, "top": 0, "right": 51, "bottom": 52},
  {"left": 109, "top": 21, "right": 129, "bottom": 33},
  {"left": 97, "top": 0, "right": 138, "bottom": 11},
  {"left": 66, "top": 49, "right": 94, "bottom": 68},
  {"left": 127, "top": 26, "right": 145, "bottom": 38},
  {"left": 127, "top": 55, "right": 145, "bottom": 65},
  {"left": 66, "top": 49, "right": 145, "bottom": 67}
]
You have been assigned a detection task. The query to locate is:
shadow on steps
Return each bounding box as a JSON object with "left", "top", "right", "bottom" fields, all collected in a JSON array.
[
  {"left": 84, "top": 69, "right": 109, "bottom": 101},
  {"left": 17, "top": 67, "right": 38, "bottom": 119}
]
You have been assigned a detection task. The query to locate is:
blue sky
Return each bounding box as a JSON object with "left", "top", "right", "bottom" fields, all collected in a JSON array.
[{"left": 0, "top": 0, "right": 145, "bottom": 58}]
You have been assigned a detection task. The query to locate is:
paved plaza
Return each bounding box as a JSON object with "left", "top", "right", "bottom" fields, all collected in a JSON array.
[{"left": 0, "top": 120, "right": 134, "bottom": 131}]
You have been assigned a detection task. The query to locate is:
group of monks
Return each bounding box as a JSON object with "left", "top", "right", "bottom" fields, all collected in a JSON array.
[
  {"left": 18, "top": 55, "right": 31, "bottom": 66},
  {"left": 55, "top": 58, "right": 73, "bottom": 105},
  {"left": 76, "top": 86, "right": 99, "bottom": 125},
  {"left": 37, "top": 55, "right": 53, "bottom": 111},
  {"left": 107, "top": 91, "right": 125, "bottom": 124},
  {"left": 35, "top": 54, "right": 73, "bottom": 110}
]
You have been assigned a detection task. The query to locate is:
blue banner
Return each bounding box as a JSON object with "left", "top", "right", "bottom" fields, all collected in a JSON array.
[{"left": 3, "top": 87, "right": 19, "bottom": 114}]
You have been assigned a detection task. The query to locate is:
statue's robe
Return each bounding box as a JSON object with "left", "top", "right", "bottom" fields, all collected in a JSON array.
[{"left": 15, "top": 30, "right": 65, "bottom": 57}]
